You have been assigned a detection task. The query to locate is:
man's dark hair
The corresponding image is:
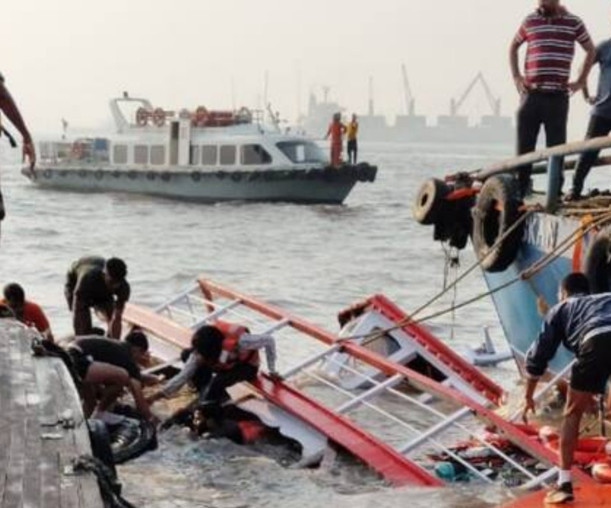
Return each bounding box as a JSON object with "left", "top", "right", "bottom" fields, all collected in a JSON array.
[
  {"left": 191, "top": 325, "right": 224, "bottom": 361},
  {"left": 105, "top": 258, "right": 127, "bottom": 280},
  {"left": 3, "top": 283, "right": 25, "bottom": 305},
  {"left": 124, "top": 330, "right": 149, "bottom": 351},
  {"left": 561, "top": 272, "right": 591, "bottom": 296}
]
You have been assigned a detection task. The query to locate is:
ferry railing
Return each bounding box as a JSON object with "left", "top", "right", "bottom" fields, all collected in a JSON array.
[
  {"left": 133, "top": 281, "right": 577, "bottom": 489},
  {"left": 452, "top": 135, "right": 611, "bottom": 213}
]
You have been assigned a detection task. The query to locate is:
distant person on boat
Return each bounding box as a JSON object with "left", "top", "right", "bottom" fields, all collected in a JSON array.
[
  {"left": 146, "top": 322, "right": 279, "bottom": 408},
  {"left": 1, "top": 283, "right": 53, "bottom": 342},
  {"left": 325, "top": 112, "right": 346, "bottom": 167},
  {"left": 0, "top": 72, "right": 36, "bottom": 221},
  {"left": 67, "top": 331, "right": 157, "bottom": 422},
  {"left": 522, "top": 273, "right": 611, "bottom": 504},
  {"left": 64, "top": 256, "right": 130, "bottom": 339},
  {"left": 509, "top": 0, "right": 595, "bottom": 197},
  {"left": 346, "top": 114, "right": 359, "bottom": 165},
  {"left": 567, "top": 38, "right": 611, "bottom": 200}
]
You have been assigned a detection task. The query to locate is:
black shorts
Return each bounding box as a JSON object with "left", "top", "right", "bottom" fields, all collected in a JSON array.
[
  {"left": 571, "top": 331, "right": 611, "bottom": 393},
  {"left": 67, "top": 348, "right": 93, "bottom": 380}
]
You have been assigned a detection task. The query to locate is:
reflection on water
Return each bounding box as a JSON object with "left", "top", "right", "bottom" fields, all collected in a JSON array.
[{"left": 1, "top": 142, "right": 523, "bottom": 506}]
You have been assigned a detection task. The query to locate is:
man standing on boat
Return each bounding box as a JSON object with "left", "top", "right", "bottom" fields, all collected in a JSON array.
[
  {"left": 509, "top": 0, "right": 595, "bottom": 197},
  {"left": 522, "top": 273, "right": 611, "bottom": 504},
  {"left": 325, "top": 112, "right": 346, "bottom": 167},
  {"left": 0, "top": 72, "right": 36, "bottom": 221},
  {"left": 567, "top": 37, "right": 611, "bottom": 200},
  {"left": 64, "top": 256, "right": 130, "bottom": 339},
  {"left": 346, "top": 114, "right": 359, "bottom": 165}
]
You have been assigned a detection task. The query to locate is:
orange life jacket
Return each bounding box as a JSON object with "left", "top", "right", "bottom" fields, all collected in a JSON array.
[{"left": 213, "top": 320, "right": 260, "bottom": 370}]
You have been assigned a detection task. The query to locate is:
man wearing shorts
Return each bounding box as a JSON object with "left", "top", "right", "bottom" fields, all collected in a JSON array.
[
  {"left": 522, "top": 273, "right": 611, "bottom": 503},
  {"left": 64, "top": 256, "right": 130, "bottom": 339}
]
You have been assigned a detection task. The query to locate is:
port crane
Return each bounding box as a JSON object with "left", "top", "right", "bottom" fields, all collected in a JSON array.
[{"left": 450, "top": 72, "right": 501, "bottom": 117}]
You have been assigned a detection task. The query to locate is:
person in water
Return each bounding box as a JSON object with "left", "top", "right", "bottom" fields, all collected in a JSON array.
[
  {"left": 509, "top": 0, "right": 595, "bottom": 197},
  {"left": 67, "top": 330, "right": 158, "bottom": 422},
  {"left": 64, "top": 256, "right": 130, "bottom": 339},
  {"left": 346, "top": 114, "right": 359, "bottom": 165},
  {"left": 1, "top": 283, "right": 53, "bottom": 341},
  {"left": 325, "top": 112, "right": 346, "bottom": 167},
  {"left": 522, "top": 273, "right": 611, "bottom": 504},
  {"left": 0, "top": 72, "right": 36, "bottom": 221},
  {"left": 567, "top": 35, "right": 611, "bottom": 200},
  {"left": 147, "top": 321, "right": 279, "bottom": 408}
]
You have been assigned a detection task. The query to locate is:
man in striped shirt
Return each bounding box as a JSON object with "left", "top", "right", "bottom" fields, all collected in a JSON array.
[{"left": 510, "top": 0, "right": 595, "bottom": 197}]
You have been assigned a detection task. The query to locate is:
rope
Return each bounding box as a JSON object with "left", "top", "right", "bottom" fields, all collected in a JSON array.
[
  {"left": 348, "top": 209, "right": 611, "bottom": 346},
  {"left": 73, "top": 455, "right": 138, "bottom": 508}
]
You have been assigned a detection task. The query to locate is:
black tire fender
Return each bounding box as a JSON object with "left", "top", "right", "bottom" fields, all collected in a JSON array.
[
  {"left": 584, "top": 226, "right": 611, "bottom": 293},
  {"left": 471, "top": 175, "right": 524, "bottom": 273},
  {"left": 413, "top": 178, "right": 450, "bottom": 225},
  {"left": 191, "top": 171, "right": 202, "bottom": 182},
  {"left": 87, "top": 419, "right": 117, "bottom": 476},
  {"left": 94, "top": 170, "right": 104, "bottom": 180}
]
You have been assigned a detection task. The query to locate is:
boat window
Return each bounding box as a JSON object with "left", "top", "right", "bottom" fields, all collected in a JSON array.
[
  {"left": 150, "top": 145, "right": 165, "bottom": 165},
  {"left": 276, "top": 141, "right": 326, "bottom": 164},
  {"left": 113, "top": 145, "right": 128, "bottom": 164},
  {"left": 219, "top": 145, "right": 236, "bottom": 165},
  {"left": 240, "top": 144, "right": 272, "bottom": 165},
  {"left": 201, "top": 145, "right": 218, "bottom": 165},
  {"left": 134, "top": 145, "right": 149, "bottom": 165},
  {"left": 190, "top": 145, "right": 200, "bottom": 165}
]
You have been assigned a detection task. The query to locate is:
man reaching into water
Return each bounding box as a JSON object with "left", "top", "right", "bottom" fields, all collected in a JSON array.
[
  {"left": 64, "top": 256, "right": 130, "bottom": 339},
  {"left": 0, "top": 72, "right": 36, "bottom": 221},
  {"left": 522, "top": 273, "right": 611, "bottom": 503}
]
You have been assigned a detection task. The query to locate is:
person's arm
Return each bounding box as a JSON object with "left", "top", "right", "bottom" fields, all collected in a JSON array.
[
  {"left": 128, "top": 378, "right": 155, "bottom": 422},
  {"left": 0, "top": 77, "right": 35, "bottom": 170},
  {"left": 108, "top": 302, "right": 124, "bottom": 339},
  {"left": 524, "top": 305, "right": 565, "bottom": 379},
  {"left": 570, "top": 39, "right": 596, "bottom": 93},
  {"left": 72, "top": 297, "right": 92, "bottom": 336},
  {"left": 509, "top": 25, "right": 529, "bottom": 94},
  {"left": 522, "top": 376, "right": 539, "bottom": 423},
  {"left": 141, "top": 372, "right": 161, "bottom": 386},
  {"left": 239, "top": 333, "right": 277, "bottom": 374},
  {"left": 148, "top": 352, "right": 200, "bottom": 403}
]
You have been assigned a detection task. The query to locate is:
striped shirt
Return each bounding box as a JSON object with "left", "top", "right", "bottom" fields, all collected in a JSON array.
[{"left": 514, "top": 9, "right": 592, "bottom": 92}]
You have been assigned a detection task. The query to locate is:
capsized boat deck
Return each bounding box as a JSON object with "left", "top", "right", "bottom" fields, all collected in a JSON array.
[{"left": 0, "top": 317, "right": 104, "bottom": 508}]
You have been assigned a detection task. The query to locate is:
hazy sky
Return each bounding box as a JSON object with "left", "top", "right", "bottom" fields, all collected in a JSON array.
[{"left": 3, "top": 0, "right": 611, "bottom": 137}]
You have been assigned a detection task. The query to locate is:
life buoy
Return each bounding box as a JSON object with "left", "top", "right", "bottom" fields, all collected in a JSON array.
[
  {"left": 94, "top": 170, "right": 104, "bottom": 180},
  {"left": 592, "top": 462, "right": 611, "bottom": 483},
  {"left": 152, "top": 108, "right": 166, "bottom": 127},
  {"left": 583, "top": 226, "right": 611, "bottom": 293},
  {"left": 191, "top": 171, "right": 202, "bottom": 182},
  {"left": 413, "top": 178, "right": 450, "bottom": 225},
  {"left": 112, "top": 170, "right": 122, "bottom": 178},
  {"left": 471, "top": 176, "right": 524, "bottom": 273},
  {"left": 127, "top": 170, "right": 138, "bottom": 180},
  {"left": 136, "top": 107, "right": 149, "bottom": 127}
]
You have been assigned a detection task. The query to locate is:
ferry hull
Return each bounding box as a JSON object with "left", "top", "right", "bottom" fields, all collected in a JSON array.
[
  {"left": 481, "top": 212, "right": 589, "bottom": 376},
  {"left": 26, "top": 165, "right": 376, "bottom": 205}
]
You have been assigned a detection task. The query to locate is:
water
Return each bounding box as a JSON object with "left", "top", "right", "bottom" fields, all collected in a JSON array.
[{"left": 0, "top": 141, "right": 520, "bottom": 507}]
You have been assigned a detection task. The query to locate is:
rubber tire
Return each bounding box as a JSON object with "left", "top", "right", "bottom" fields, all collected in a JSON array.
[
  {"left": 413, "top": 178, "right": 450, "bottom": 225},
  {"left": 88, "top": 419, "right": 117, "bottom": 476},
  {"left": 472, "top": 176, "right": 524, "bottom": 273},
  {"left": 584, "top": 226, "right": 611, "bottom": 293}
]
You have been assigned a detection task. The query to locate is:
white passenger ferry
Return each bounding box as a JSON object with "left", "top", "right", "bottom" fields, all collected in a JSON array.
[{"left": 24, "top": 95, "right": 377, "bottom": 204}]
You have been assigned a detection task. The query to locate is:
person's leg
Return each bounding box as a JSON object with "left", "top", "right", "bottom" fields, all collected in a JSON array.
[
  {"left": 571, "top": 115, "right": 611, "bottom": 197},
  {"left": 516, "top": 92, "right": 543, "bottom": 196},
  {"left": 206, "top": 363, "right": 258, "bottom": 403},
  {"left": 354, "top": 140, "right": 358, "bottom": 164},
  {"left": 559, "top": 388, "right": 593, "bottom": 470},
  {"left": 543, "top": 94, "right": 569, "bottom": 193}
]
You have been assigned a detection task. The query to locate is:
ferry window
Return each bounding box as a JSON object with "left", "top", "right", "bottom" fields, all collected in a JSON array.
[
  {"left": 219, "top": 145, "right": 236, "bottom": 165},
  {"left": 190, "top": 145, "right": 200, "bottom": 165},
  {"left": 113, "top": 145, "right": 128, "bottom": 164},
  {"left": 134, "top": 145, "right": 149, "bottom": 164},
  {"left": 151, "top": 145, "right": 165, "bottom": 165},
  {"left": 201, "top": 145, "right": 218, "bottom": 165},
  {"left": 241, "top": 144, "right": 272, "bottom": 165},
  {"left": 276, "top": 141, "right": 326, "bottom": 164}
]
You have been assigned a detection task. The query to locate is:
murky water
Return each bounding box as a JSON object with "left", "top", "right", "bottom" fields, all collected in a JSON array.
[{"left": 1, "top": 141, "right": 527, "bottom": 507}]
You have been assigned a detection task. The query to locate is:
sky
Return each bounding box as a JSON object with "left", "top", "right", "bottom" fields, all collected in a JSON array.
[{"left": 3, "top": 0, "right": 611, "bottom": 137}]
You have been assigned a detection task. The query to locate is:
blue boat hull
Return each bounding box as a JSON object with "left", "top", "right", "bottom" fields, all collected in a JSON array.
[{"left": 482, "top": 212, "right": 593, "bottom": 376}]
